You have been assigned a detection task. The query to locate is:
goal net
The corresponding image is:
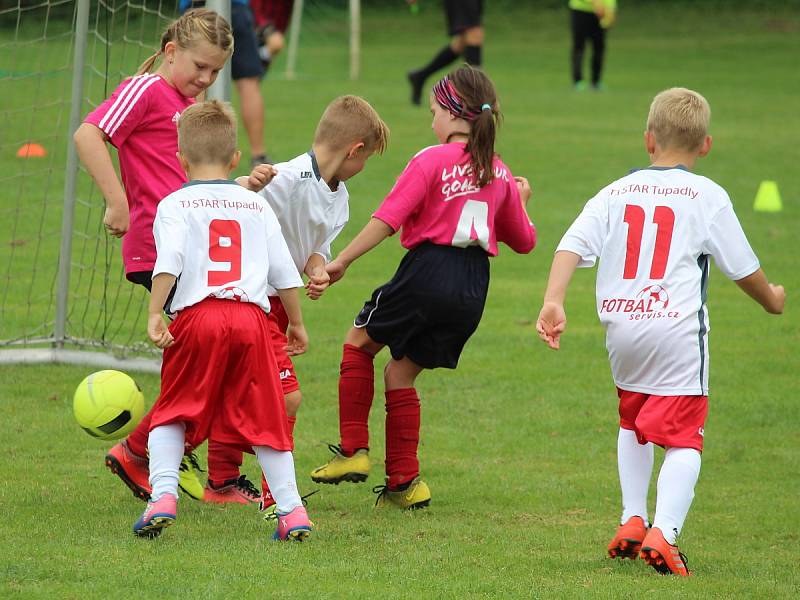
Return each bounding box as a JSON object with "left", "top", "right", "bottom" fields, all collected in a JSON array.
[
  {"left": 0, "top": 0, "right": 358, "bottom": 372},
  {"left": 0, "top": 0, "right": 183, "bottom": 371}
]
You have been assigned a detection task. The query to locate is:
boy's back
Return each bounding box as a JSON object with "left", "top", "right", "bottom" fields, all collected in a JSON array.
[
  {"left": 260, "top": 151, "right": 349, "bottom": 277},
  {"left": 558, "top": 167, "right": 759, "bottom": 395},
  {"left": 154, "top": 180, "right": 301, "bottom": 314}
]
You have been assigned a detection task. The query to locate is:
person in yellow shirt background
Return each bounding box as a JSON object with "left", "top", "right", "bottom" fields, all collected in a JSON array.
[{"left": 569, "top": 0, "right": 617, "bottom": 90}]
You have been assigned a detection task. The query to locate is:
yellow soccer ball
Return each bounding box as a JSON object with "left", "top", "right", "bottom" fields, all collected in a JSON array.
[{"left": 73, "top": 370, "right": 145, "bottom": 440}]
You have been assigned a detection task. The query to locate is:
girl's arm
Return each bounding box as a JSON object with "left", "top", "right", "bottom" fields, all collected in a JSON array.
[
  {"left": 73, "top": 123, "right": 129, "bottom": 237},
  {"left": 326, "top": 218, "right": 394, "bottom": 283}
]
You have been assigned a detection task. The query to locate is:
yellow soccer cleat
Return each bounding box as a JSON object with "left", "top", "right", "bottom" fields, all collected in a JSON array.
[
  {"left": 373, "top": 477, "right": 430, "bottom": 510},
  {"left": 178, "top": 452, "right": 205, "bottom": 501},
  {"left": 310, "top": 444, "right": 370, "bottom": 484}
]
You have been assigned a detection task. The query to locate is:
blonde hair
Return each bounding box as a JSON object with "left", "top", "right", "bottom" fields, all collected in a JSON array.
[
  {"left": 314, "top": 95, "right": 389, "bottom": 155},
  {"left": 646, "top": 87, "right": 710, "bottom": 152},
  {"left": 137, "top": 9, "right": 234, "bottom": 75},
  {"left": 178, "top": 100, "right": 237, "bottom": 166}
]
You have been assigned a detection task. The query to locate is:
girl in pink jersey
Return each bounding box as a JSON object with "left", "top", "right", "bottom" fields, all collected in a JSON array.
[
  {"left": 311, "top": 65, "right": 537, "bottom": 509},
  {"left": 73, "top": 10, "right": 235, "bottom": 503}
]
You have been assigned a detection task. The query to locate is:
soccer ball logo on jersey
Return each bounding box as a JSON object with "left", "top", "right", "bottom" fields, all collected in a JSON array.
[
  {"left": 637, "top": 284, "right": 669, "bottom": 310},
  {"left": 211, "top": 286, "right": 250, "bottom": 303},
  {"left": 599, "top": 284, "right": 678, "bottom": 321}
]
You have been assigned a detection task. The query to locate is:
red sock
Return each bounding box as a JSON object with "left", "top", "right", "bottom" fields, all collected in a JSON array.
[
  {"left": 339, "top": 344, "right": 375, "bottom": 455},
  {"left": 206, "top": 439, "right": 243, "bottom": 486},
  {"left": 125, "top": 410, "right": 153, "bottom": 458},
  {"left": 385, "top": 388, "right": 420, "bottom": 489}
]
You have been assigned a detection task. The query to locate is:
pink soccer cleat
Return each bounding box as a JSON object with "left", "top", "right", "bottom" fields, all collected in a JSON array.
[
  {"left": 133, "top": 494, "right": 177, "bottom": 538},
  {"left": 271, "top": 505, "right": 312, "bottom": 542}
]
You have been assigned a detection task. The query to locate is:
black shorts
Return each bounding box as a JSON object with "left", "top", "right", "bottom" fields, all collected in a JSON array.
[
  {"left": 354, "top": 243, "right": 489, "bottom": 370},
  {"left": 184, "top": 2, "right": 264, "bottom": 80},
  {"left": 445, "top": 0, "right": 483, "bottom": 36},
  {"left": 128, "top": 271, "right": 177, "bottom": 315},
  {"left": 230, "top": 4, "right": 264, "bottom": 80}
]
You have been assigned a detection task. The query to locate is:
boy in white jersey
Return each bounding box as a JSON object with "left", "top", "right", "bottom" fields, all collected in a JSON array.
[
  {"left": 536, "top": 88, "right": 784, "bottom": 575},
  {"left": 203, "top": 96, "right": 389, "bottom": 510},
  {"left": 134, "top": 100, "right": 313, "bottom": 542}
]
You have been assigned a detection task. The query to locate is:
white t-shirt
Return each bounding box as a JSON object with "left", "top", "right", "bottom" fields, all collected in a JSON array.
[
  {"left": 557, "top": 167, "right": 760, "bottom": 395},
  {"left": 153, "top": 180, "right": 303, "bottom": 314},
  {"left": 258, "top": 151, "right": 349, "bottom": 294}
]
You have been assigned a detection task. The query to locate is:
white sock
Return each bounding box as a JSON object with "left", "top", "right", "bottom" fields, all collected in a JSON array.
[
  {"left": 254, "top": 446, "right": 302, "bottom": 513},
  {"left": 148, "top": 423, "right": 184, "bottom": 502},
  {"left": 653, "top": 447, "right": 701, "bottom": 544},
  {"left": 617, "top": 428, "right": 654, "bottom": 525}
]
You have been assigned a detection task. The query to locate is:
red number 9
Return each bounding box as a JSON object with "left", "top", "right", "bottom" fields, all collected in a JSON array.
[{"left": 208, "top": 219, "right": 242, "bottom": 286}]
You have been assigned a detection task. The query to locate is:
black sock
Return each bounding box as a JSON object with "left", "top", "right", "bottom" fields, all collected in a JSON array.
[
  {"left": 414, "top": 45, "right": 459, "bottom": 81},
  {"left": 463, "top": 45, "right": 482, "bottom": 66}
]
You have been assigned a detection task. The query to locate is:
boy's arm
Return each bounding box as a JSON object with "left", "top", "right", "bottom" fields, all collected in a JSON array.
[
  {"left": 147, "top": 273, "right": 177, "bottom": 348},
  {"left": 734, "top": 269, "right": 785, "bottom": 314},
  {"left": 73, "top": 123, "right": 129, "bottom": 237},
  {"left": 536, "top": 251, "right": 582, "bottom": 350},
  {"left": 326, "top": 218, "right": 394, "bottom": 284},
  {"left": 304, "top": 253, "right": 330, "bottom": 300},
  {"left": 275, "top": 287, "right": 308, "bottom": 356}
]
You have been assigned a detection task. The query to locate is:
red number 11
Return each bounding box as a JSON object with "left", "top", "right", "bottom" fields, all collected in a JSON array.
[{"left": 622, "top": 204, "right": 675, "bottom": 280}]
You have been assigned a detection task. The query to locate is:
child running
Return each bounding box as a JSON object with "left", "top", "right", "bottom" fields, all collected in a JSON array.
[
  {"left": 311, "top": 65, "right": 537, "bottom": 509},
  {"left": 134, "top": 99, "right": 312, "bottom": 541},
  {"left": 74, "top": 10, "right": 260, "bottom": 503},
  {"left": 205, "top": 95, "right": 389, "bottom": 510},
  {"left": 536, "top": 88, "right": 785, "bottom": 575}
]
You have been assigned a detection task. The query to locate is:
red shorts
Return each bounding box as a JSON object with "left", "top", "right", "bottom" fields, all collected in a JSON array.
[
  {"left": 617, "top": 387, "right": 708, "bottom": 452},
  {"left": 149, "top": 299, "right": 291, "bottom": 453},
  {"left": 268, "top": 296, "right": 298, "bottom": 394}
]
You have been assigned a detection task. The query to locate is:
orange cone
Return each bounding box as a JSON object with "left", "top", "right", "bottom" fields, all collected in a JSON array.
[{"left": 16, "top": 143, "right": 47, "bottom": 158}]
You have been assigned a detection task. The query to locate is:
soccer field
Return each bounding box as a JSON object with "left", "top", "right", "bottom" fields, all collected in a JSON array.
[{"left": 1, "top": 2, "right": 798, "bottom": 597}]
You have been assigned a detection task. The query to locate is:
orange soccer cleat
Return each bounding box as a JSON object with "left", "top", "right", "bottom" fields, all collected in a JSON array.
[
  {"left": 607, "top": 515, "right": 648, "bottom": 559},
  {"left": 640, "top": 527, "right": 691, "bottom": 576}
]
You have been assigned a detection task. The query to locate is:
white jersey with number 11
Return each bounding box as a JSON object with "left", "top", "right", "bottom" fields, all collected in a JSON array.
[{"left": 557, "top": 167, "right": 759, "bottom": 396}]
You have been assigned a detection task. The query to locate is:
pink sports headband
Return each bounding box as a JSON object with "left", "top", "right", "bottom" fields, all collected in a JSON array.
[{"left": 432, "top": 76, "right": 491, "bottom": 122}]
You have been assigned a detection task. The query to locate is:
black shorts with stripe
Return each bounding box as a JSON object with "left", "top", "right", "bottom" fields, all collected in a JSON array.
[
  {"left": 445, "top": 0, "right": 483, "bottom": 36},
  {"left": 355, "top": 242, "right": 489, "bottom": 369}
]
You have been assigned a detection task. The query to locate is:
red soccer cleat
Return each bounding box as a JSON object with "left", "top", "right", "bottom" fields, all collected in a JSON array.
[
  {"left": 105, "top": 440, "right": 151, "bottom": 501},
  {"left": 607, "top": 515, "right": 648, "bottom": 559},
  {"left": 203, "top": 475, "right": 261, "bottom": 505},
  {"left": 640, "top": 527, "right": 691, "bottom": 576}
]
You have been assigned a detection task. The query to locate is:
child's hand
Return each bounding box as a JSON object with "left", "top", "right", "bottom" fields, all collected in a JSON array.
[
  {"left": 305, "top": 268, "right": 331, "bottom": 300},
  {"left": 245, "top": 163, "right": 278, "bottom": 192},
  {"left": 768, "top": 283, "right": 786, "bottom": 314},
  {"left": 515, "top": 176, "right": 532, "bottom": 205},
  {"left": 148, "top": 313, "right": 174, "bottom": 349},
  {"left": 325, "top": 259, "right": 348, "bottom": 284},
  {"left": 104, "top": 204, "right": 129, "bottom": 237},
  {"left": 536, "top": 302, "right": 566, "bottom": 350},
  {"left": 285, "top": 323, "right": 308, "bottom": 356}
]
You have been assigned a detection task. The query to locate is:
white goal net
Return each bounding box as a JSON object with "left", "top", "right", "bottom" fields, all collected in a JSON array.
[{"left": 0, "top": 0, "right": 357, "bottom": 372}]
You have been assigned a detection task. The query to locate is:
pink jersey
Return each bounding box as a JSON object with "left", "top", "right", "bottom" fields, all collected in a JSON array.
[
  {"left": 84, "top": 74, "right": 193, "bottom": 277},
  {"left": 373, "top": 142, "right": 536, "bottom": 256}
]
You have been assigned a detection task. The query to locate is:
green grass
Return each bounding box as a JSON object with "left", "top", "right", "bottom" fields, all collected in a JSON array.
[{"left": 2, "top": 3, "right": 800, "bottom": 598}]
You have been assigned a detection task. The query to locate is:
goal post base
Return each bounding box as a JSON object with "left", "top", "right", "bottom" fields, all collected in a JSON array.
[{"left": 0, "top": 348, "right": 161, "bottom": 374}]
